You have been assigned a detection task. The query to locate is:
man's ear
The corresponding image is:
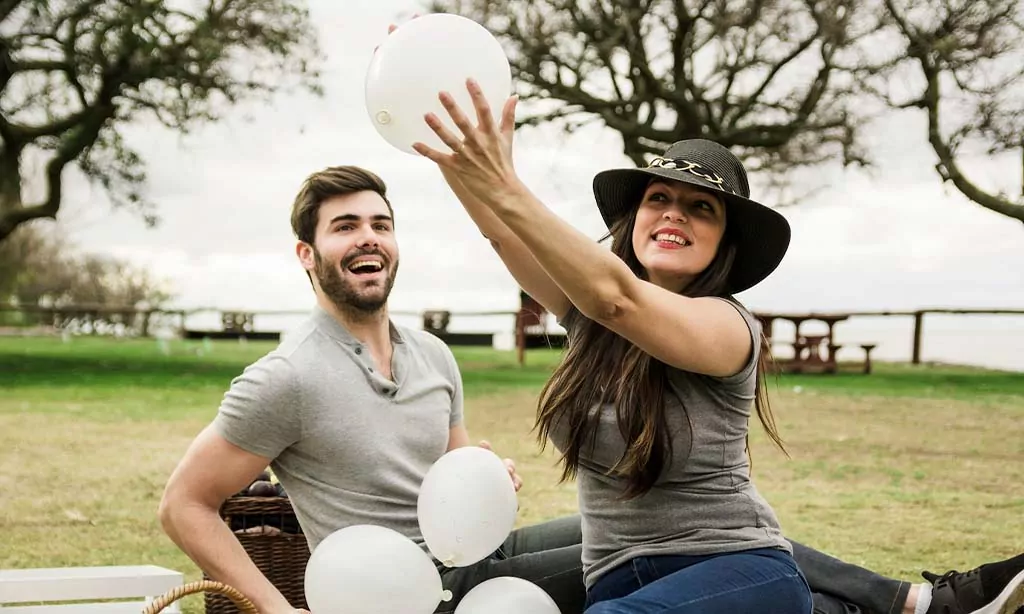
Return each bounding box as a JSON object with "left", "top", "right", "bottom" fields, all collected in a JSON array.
[{"left": 296, "top": 241, "right": 315, "bottom": 272}]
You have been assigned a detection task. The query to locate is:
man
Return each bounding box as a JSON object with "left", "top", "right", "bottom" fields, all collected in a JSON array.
[
  {"left": 159, "top": 165, "right": 1024, "bottom": 614},
  {"left": 158, "top": 165, "right": 585, "bottom": 614}
]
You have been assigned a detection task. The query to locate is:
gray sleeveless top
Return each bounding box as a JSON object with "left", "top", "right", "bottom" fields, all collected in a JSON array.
[{"left": 551, "top": 298, "right": 792, "bottom": 588}]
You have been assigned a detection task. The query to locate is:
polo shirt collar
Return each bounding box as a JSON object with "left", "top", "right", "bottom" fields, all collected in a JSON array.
[{"left": 311, "top": 304, "right": 406, "bottom": 346}]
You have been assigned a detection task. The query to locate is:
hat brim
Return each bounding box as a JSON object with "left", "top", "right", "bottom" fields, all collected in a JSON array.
[{"left": 592, "top": 167, "right": 790, "bottom": 295}]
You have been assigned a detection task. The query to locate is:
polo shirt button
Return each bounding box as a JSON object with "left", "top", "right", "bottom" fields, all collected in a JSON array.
[{"left": 354, "top": 347, "right": 362, "bottom": 354}]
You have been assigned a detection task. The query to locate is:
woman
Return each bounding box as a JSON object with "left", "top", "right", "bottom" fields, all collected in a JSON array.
[{"left": 414, "top": 79, "right": 812, "bottom": 614}]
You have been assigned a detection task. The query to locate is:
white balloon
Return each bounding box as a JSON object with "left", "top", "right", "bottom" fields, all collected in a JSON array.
[
  {"left": 304, "top": 524, "right": 450, "bottom": 614},
  {"left": 365, "top": 13, "right": 512, "bottom": 155},
  {"left": 417, "top": 446, "right": 518, "bottom": 567},
  {"left": 454, "top": 576, "right": 561, "bottom": 614}
]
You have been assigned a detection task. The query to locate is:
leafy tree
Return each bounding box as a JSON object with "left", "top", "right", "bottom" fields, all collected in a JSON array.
[{"left": 0, "top": 0, "right": 323, "bottom": 242}]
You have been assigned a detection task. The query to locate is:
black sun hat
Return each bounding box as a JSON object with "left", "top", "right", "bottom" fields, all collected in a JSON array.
[{"left": 592, "top": 139, "right": 791, "bottom": 295}]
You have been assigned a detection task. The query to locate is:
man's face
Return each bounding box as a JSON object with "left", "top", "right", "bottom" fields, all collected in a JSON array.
[{"left": 298, "top": 192, "right": 398, "bottom": 314}]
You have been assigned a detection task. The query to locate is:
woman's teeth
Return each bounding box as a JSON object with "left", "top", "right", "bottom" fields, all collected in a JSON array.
[{"left": 655, "top": 233, "right": 690, "bottom": 246}]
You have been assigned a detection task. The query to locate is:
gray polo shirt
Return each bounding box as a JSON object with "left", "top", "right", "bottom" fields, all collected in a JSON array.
[
  {"left": 211, "top": 306, "right": 463, "bottom": 553},
  {"left": 552, "top": 298, "right": 792, "bottom": 588}
]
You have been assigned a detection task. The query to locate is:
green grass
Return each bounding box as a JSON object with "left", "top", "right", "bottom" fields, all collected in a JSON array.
[
  {"left": 775, "top": 361, "right": 1024, "bottom": 401},
  {"left": 1, "top": 335, "right": 1022, "bottom": 613},
  {"left": 0, "top": 337, "right": 567, "bottom": 417},
  {"left": 4, "top": 336, "right": 1018, "bottom": 406}
]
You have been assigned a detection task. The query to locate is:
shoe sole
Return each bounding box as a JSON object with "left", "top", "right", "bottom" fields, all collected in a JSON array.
[{"left": 969, "top": 568, "right": 1024, "bottom": 614}]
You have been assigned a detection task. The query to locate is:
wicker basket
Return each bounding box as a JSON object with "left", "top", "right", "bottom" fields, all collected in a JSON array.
[
  {"left": 144, "top": 580, "right": 258, "bottom": 614},
  {"left": 204, "top": 495, "right": 311, "bottom": 614}
]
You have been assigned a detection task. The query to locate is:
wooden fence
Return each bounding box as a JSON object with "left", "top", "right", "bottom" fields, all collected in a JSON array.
[
  {"left": 828, "top": 308, "right": 1024, "bottom": 365},
  {"left": 0, "top": 304, "right": 187, "bottom": 337},
  {"left": 1, "top": 304, "right": 1020, "bottom": 368}
]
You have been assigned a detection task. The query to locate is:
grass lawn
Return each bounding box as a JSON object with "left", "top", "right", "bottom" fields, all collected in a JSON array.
[{"left": 1, "top": 335, "right": 1022, "bottom": 612}]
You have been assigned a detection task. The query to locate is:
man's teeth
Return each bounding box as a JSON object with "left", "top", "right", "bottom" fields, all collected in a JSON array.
[
  {"left": 655, "top": 233, "right": 690, "bottom": 246},
  {"left": 349, "top": 261, "right": 383, "bottom": 272}
]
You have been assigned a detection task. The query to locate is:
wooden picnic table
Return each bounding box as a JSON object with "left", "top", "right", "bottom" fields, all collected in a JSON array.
[{"left": 755, "top": 312, "right": 876, "bottom": 374}]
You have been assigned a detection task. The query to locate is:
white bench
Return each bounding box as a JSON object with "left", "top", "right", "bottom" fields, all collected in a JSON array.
[{"left": 0, "top": 566, "right": 183, "bottom": 614}]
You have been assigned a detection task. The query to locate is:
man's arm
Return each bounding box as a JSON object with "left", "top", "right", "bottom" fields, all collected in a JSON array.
[
  {"left": 446, "top": 424, "right": 471, "bottom": 450},
  {"left": 158, "top": 425, "right": 299, "bottom": 614}
]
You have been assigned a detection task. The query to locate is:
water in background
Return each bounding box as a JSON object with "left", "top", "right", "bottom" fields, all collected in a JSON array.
[{"left": 173, "top": 310, "right": 1024, "bottom": 373}]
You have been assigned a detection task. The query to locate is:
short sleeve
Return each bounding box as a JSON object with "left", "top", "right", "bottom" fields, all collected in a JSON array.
[
  {"left": 710, "top": 297, "right": 763, "bottom": 389},
  {"left": 211, "top": 354, "right": 302, "bottom": 460},
  {"left": 443, "top": 345, "right": 465, "bottom": 428}
]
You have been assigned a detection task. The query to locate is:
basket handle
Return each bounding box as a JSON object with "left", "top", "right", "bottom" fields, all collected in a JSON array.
[{"left": 142, "top": 579, "right": 260, "bottom": 614}]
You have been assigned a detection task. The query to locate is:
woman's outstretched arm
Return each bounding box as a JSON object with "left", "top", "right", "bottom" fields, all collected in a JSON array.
[{"left": 415, "top": 81, "right": 751, "bottom": 377}]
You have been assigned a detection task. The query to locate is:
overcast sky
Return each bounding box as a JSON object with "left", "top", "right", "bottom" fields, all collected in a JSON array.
[{"left": 50, "top": 0, "right": 1024, "bottom": 319}]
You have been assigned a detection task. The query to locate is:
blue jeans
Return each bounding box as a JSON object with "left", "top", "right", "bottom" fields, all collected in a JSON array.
[
  {"left": 437, "top": 515, "right": 585, "bottom": 613},
  {"left": 585, "top": 547, "right": 813, "bottom": 614}
]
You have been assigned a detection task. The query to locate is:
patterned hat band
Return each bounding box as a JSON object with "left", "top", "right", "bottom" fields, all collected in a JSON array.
[{"left": 647, "top": 157, "right": 740, "bottom": 196}]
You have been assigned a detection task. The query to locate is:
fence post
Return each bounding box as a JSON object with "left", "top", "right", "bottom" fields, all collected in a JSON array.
[
  {"left": 140, "top": 311, "right": 151, "bottom": 337},
  {"left": 515, "top": 312, "right": 525, "bottom": 366},
  {"left": 912, "top": 311, "right": 924, "bottom": 364}
]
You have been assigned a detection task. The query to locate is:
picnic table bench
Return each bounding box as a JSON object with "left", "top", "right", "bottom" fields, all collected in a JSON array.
[
  {"left": 756, "top": 312, "right": 877, "bottom": 374},
  {"left": 0, "top": 565, "right": 183, "bottom": 614}
]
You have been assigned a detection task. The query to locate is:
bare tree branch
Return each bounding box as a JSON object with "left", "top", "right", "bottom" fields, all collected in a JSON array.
[
  {"left": 922, "top": 65, "right": 1024, "bottom": 223},
  {"left": 429, "top": 0, "right": 1022, "bottom": 224},
  {"left": 0, "top": 0, "right": 27, "bottom": 24},
  {"left": 430, "top": 0, "right": 874, "bottom": 202},
  {"left": 879, "top": 0, "right": 1024, "bottom": 224},
  {"left": 0, "top": 222, "right": 173, "bottom": 312}
]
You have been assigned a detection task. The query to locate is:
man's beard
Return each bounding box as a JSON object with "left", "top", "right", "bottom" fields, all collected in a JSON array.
[{"left": 313, "top": 246, "right": 398, "bottom": 316}]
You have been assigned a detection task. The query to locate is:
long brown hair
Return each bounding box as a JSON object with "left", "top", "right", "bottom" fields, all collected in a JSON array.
[{"left": 534, "top": 206, "right": 786, "bottom": 499}]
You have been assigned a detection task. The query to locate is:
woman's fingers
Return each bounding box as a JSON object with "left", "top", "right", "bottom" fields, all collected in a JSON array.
[
  {"left": 438, "top": 91, "right": 478, "bottom": 145},
  {"left": 467, "top": 79, "right": 497, "bottom": 134},
  {"left": 424, "top": 110, "right": 465, "bottom": 155},
  {"left": 412, "top": 141, "right": 452, "bottom": 165},
  {"left": 500, "top": 95, "right": 518, "bottom": 139}
]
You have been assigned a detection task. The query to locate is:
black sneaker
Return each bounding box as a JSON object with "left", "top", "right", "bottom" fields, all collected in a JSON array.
[{"left": 924, "top": 565, "right": 1024, "bottom": 614}]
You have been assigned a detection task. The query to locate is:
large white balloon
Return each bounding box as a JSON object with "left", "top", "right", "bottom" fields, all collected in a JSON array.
[
  {"left": 454, "top": 576, "right": 561, "bottom": 614},
  {"left": 365, "top": 13, "right": 512, "bottom": 155},
  {"left": 417, "top": 446, "right": 518, "bottom": 567},
  {"left": 304, "top": 524, "right": 450, "bottom": 614}
]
